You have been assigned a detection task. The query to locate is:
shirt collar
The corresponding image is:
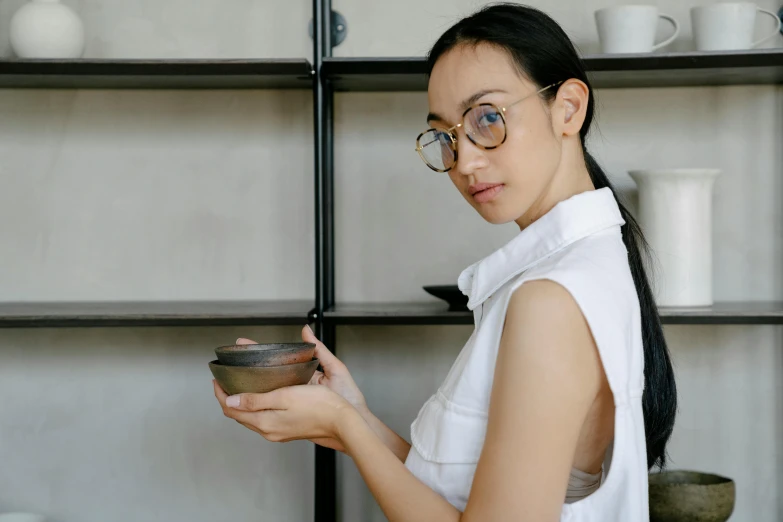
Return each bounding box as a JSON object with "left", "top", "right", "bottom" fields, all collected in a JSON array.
[{"left": 457, "top": 188, "right": 625, "bottom": 310}]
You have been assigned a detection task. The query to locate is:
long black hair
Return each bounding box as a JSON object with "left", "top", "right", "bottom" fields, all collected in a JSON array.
[{"left": 427, "top": 3, "right": 677, "bottom": 470}]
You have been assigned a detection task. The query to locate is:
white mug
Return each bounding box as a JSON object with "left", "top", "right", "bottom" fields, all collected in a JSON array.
[
  {"left": 595, "top": 5, "right": 680, "bottom": 53},
  {"left": 691, "top": 3, "right": 782, "bottom": 51}
]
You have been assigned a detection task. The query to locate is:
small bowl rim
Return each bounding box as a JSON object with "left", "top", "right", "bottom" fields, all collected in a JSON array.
[
  {"left": 215, "top": 342, "right": 316, "bottom": 354},
  {"left": 649, "top": 470, "right": 735, "bottom": 487}
]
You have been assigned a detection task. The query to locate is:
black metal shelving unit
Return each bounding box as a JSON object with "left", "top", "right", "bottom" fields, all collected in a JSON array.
[
  {"left": 311, "top": 0, "right": 338, "bottom": 519},
  {"left": 3, "top": 4, "right": 783, "bottom": 522}
]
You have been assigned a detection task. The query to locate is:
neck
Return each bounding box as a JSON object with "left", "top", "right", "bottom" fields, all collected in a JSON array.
[{"left": 514, "top": 138, "right": 594, "bottom": 231}]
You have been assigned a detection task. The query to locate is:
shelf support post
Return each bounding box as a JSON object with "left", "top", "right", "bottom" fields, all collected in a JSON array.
[{"left": 313, "top": 0, "right": 337, "bottom": 520}]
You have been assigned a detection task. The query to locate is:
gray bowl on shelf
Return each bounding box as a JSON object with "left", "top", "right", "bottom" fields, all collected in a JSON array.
[
  {"left": 214, "top": 342, "right": 315, "bottom": 367},
  {"left": 649, "top": 470, "right": 735, "bottom": 522}
]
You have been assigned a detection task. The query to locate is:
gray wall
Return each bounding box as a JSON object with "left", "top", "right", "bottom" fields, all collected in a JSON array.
[{"left": 1, "top": 0, "right": 781, "bottom": 521}]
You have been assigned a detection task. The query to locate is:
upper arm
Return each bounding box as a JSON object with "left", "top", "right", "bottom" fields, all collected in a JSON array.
[{"left": 462, "top": 279, "right": 605, "bottom": 522}]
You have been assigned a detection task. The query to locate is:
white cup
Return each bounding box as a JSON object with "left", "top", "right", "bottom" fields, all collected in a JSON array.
[
  {"left": 691, "top": 3, "right": 782, "bottom": 51},
  {"left": 595, "top": 5, "right": 680, "bottom": 53}
]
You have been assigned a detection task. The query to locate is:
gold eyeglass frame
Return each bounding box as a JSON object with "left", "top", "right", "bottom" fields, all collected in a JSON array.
[{"left": 414, "top": 81, "right": 563, "bottom": 172}]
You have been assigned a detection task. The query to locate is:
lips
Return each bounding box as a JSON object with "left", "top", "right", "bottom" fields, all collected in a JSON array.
[
  {"left": 468, "top": 182, "right": 503, "bottom": 195},
  {"left": 468, "top": 182, "right": 505, "bottom": 203}
]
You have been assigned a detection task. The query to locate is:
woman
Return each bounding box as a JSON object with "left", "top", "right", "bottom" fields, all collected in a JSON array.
[{"left": 214, "top": 4, "right": 677, "bottom": 520}]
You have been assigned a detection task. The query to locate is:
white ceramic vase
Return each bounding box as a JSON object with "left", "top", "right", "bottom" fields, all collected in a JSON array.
[
  {"left": 10, "top": 0, "right": 85, "bottom": 59},
  {"left": 628, "top": 169, "right": 721, "bottom": 307}
]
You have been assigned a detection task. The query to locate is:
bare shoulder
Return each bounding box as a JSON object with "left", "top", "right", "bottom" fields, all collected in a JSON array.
[
  {"left": 507, "top": 278, "right": 579, "bottom": 313},
  {"left": 466, "top": 279, "right": 609, "bottom": 519},
  {"left": 504, "top": 278, "right": 589, "bottom": 337},
  {"left": 500, "top": 279, "right": 603, "bottom": 392}
]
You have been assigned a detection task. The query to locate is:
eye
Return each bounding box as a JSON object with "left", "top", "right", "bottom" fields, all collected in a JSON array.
[
  {"left": 478, "top": 111, "right": 502, "bottom": 126},
  {"left": 421, "top": 129, "right": 450, "bottom": 148}
]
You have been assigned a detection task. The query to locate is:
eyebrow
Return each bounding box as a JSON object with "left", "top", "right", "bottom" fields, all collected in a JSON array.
[{"left": 426, "top": 88, "right": 508, "bottom": 123}]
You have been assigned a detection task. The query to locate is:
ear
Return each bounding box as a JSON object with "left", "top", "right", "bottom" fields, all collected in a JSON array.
[{"left": 552, "top": 79, "right": 589, "bottom": 137}]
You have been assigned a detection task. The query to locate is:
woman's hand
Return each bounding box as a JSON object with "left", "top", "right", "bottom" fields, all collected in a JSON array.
[
  {"left": 222, "top": 325, "right": 366, "bottom": 452},
  {"left": 214, "top": 380, "right": 357, "bottom": 448},
  {"left": 301, "top": 325, "right": 368, "bottom": 412},
  {"left": 236, "top": 325, "right": 366, "bottom": 412}
]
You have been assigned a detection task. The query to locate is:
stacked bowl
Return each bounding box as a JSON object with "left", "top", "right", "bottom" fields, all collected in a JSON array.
[{"left": 209, "top": 342, "right": 318, "bottom": 395}]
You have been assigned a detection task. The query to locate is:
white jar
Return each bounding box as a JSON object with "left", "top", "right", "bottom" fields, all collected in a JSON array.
[
  {"left": 629, "top": 169, "right": 721, "bottom": 307},
  {"left": 10, "top": 0, "right": 85, "bottom": 59}
]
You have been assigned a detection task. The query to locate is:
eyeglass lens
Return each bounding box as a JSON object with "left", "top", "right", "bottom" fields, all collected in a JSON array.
[{"left": 417, "top": 104, "right": 506, "bottom": 171}]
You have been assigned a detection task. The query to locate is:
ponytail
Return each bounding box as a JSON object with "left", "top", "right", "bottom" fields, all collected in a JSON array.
[{"left": 584, "top": 151, "right": 677, "bottom": 468}]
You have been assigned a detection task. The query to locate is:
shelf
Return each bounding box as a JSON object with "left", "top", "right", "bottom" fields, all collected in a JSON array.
[
  {"left": 0, "top": 300, "right": 314, "bottom": 328},
  {"left": 323, "top": 49, "right": 783, "bottom": 91},
  {"left": 0, "top": 58, "right": 313, "bottom": 89},
  {"left": 324, "top": 302, "right": 472, "bottom": 325},
  {"left": 658, "top": 301, "right": 783, "bottom": 325},
  {"left": 10, "top": 299, "right": 774, "bottom": 328},
  {"left": 324, "top": 301, "right": 783, "bottom": 325}
]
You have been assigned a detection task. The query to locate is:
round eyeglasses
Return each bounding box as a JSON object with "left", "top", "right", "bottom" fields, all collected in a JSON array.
[{"left": 414, "top": 82, "right": 563, "bottom": 172}]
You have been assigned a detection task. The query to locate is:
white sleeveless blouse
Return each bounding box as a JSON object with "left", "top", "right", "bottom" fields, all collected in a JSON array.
[{"left": 404, "top": 188, "right": 649, "bottom": 521}]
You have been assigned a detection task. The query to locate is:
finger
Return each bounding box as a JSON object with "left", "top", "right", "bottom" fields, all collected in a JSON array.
[
  {"left": 302, "top": 325, "right": 342, "bottom": 371},
  {"left": 308, "top": 370, "right": 325, "bottom": 385},
  {"left": 215, "top": 382, "right": 272, "bottom": 428},
  {"left": 222, "top": 406, "right": 266, "bottom": 427},
  {"left": 215, "top": 381, "right": 243, "bottom": 418},
  {"left": 238, "top": 420, "right": 264, "bottom": 436},
  {"left": 236, "top": 337, "right": 257, "bottom": 345},
  {"left": 214, "top": 380, "right": 229, "bottom": 405},
  {"left": 226, "top": 388, "right": 288, "bottom": 411}
]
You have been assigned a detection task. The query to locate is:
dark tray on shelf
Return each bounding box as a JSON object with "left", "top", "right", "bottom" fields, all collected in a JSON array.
[{"left": 423, "top": 285, "right": 469, "bottom": 312}]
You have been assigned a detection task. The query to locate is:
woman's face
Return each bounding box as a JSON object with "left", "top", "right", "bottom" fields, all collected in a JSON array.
[{"left": 427, "top": 44, "right": 563, "bottom": 225}]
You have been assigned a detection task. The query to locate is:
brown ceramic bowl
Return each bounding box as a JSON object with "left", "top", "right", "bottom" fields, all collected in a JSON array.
[
  {"left": 214, "top": 342, "right": 315, "bottom": 367},
  {"left": 209, "top": 358, "right": 319, "bottom": 395},
  {"left": 649, "top": 470, "right": 735, "bottom": 522}
]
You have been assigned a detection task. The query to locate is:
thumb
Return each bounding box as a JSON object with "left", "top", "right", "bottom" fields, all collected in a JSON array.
[
  {"left": 302, "top": 325, "right": 341, "bottom": 370},
  {"left": 236, "top": 338, "right": 257, "bottom": 345},
  {"left": 308, "top": 370, "right": 325, "bottom": 385}
]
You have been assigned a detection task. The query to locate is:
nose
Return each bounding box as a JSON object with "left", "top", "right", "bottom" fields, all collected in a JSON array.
[{"left": 454, "top": 129, "right": 488, "bottom": 176}]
